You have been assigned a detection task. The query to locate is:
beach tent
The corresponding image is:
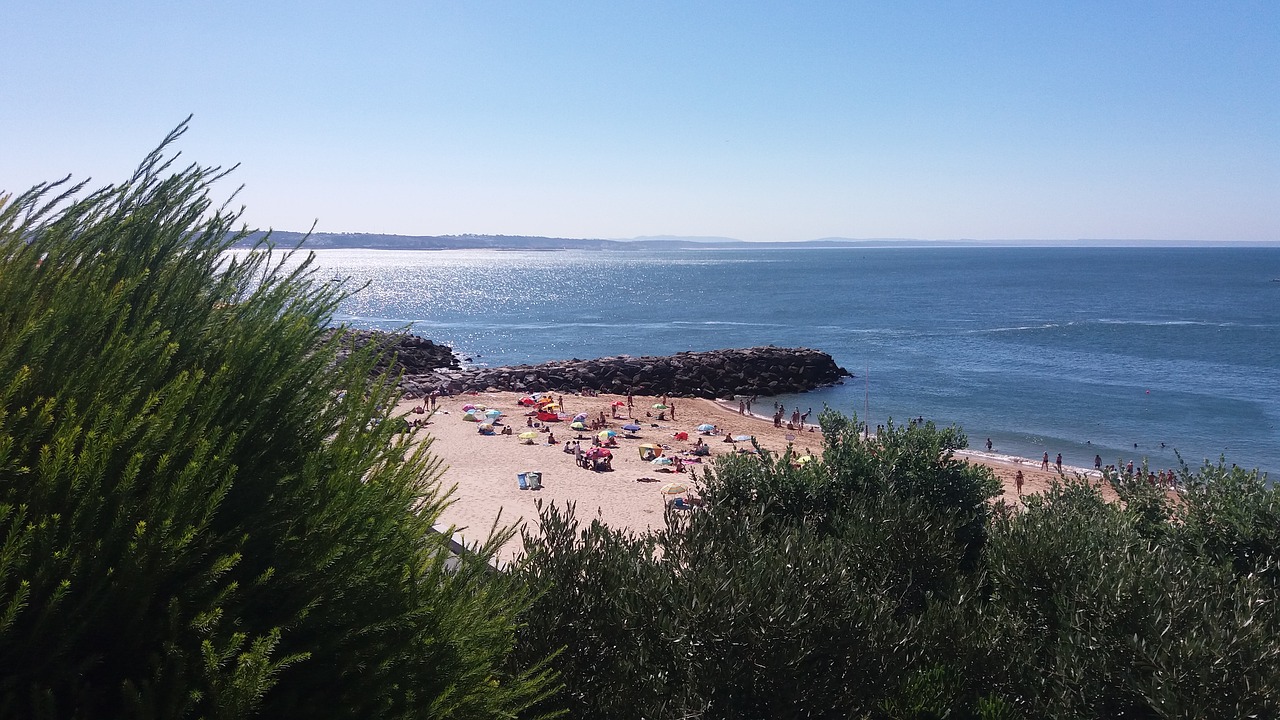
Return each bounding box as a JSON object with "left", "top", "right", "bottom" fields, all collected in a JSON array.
[
  {"left": 462, "top": 412, "right": 480, "bottom": 422},
  {"left": 638, "top": 444, "right": 662, "bottom": 461}
]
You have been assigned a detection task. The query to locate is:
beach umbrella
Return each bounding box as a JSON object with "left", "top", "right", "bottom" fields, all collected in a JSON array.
[
  {"left": 518, "top": 431, "right": 539, "bottom": 440},
  {"left": 622, "top": 423, "right": 641, "bottom": 432},
  {"left": 519, "top": 396, "right": 535, "bottom": 406},
  {"left": 598, "top": 430, "right": 617, "bottom": 441},
  {"left": 659, "top": 482, "right": 688, "bottom": 495},
  {"left": 478, "top": 423, "right": 494, "bottom": 432},
  {"left": 733, "top": 435, "right": 753, "bottom": 442},
  {"left": 572, "top": 413, "right": 589, "bottom": 422},
  {"left": 461, "top": 404, "right": 477, "bottom": 412},
  {"left": 570, "top": 421, "right": 587, "bottom": 430},
  {"left": 652, "top": 403, "right": 668, "bottom": 410},
  {"left": 796, "top": 454, "right": 816, "bottom": 465},
  {"left": 462, "top": 412, "right": 480, "bottom": 422},
  {"left": 611, "top": 400, "right": 627, "bottom": 407},
  {"left": 651, "top": 456, "right": 673, "bottom": 466},
  {"left": 485, "top": 409, "right": 503, "bottom": 419},
  {"left": 696, "top": 423, "right": 716, "bottom": 433}
]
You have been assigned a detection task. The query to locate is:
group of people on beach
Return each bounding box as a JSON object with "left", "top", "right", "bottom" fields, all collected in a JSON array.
[{"left": 770, "top": 403, "right": 812, "bottom": 430}]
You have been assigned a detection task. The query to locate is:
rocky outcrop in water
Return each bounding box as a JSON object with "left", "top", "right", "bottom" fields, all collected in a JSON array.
[
  {"left": 398, "top": 346, "right": 851, "bottom": 400},
  {"left": 328, "top": 329, "right": 461, "bottom": 375}
]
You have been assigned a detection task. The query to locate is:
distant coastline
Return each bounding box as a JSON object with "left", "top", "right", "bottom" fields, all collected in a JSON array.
[{"left": 231, "top": 231, "right": 1279, "bottom": 252}]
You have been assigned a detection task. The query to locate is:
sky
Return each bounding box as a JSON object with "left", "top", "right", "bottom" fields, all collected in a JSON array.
[{"left": 2, "top": 1, "right": 1277, "bottom": 243}]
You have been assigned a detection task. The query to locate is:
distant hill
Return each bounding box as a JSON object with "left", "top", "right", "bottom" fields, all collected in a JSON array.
[
  {"left": 230, "top": 232, "right": 1278, "bottom": 251},
  {"left": 231, "top": 231, "right": 987, "bottom": 251}
]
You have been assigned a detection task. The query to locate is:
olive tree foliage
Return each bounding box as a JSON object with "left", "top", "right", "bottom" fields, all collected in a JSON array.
[
  {"left": 0, "top": 125, "right": 554, "bottom": 719},
  {"left": 984, "top": 469, "right": 1279, "bottom": 719},
  {"left": 511, "top": 414, "right": 1009, "bottom": 719},
  {"left": 511, "top": 411, "right": 1279, "bottom": 720}
]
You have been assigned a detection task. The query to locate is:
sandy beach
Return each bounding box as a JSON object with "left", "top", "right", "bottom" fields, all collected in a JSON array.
[{"left": 400, "top": 391, "right": 1113, "bottom": 560}]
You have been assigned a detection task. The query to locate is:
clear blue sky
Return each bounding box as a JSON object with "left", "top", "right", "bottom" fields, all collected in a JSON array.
[{"left": 3, "top": 1, "right": 1277, "bottom": 242}]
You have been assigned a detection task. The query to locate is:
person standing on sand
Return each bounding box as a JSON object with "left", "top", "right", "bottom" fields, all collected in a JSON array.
[
  {"left": 1015, "top": 469, "right": 1024, "bottom": 496},
  {"left": 1042, "top": 452, "right": 1050, "bottom": 471},
  {"left": 1055, "top": 453, "right": 1063, "bottom": 472},
  {"left": 739, "top": 400, "right": 745, "bottom": 414}
]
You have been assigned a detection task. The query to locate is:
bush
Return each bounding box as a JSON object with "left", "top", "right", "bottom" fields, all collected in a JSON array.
[
  {"left": 512, "top": 417, "right": 1280, "bottom": 719},
  {"left": 511, "top": 415, "right": 1003, "bottom": 718},
  {"left": 0, "top": 126, "right": 553, "bottom": 719}
]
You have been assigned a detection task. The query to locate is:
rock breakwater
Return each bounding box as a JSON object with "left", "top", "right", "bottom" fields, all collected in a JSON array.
[
  {"left": 398, "top": 345, "right": 851, "bottom": 399},
  {"left": 328, "top": 329, "right": 460, "bottom": 376}
]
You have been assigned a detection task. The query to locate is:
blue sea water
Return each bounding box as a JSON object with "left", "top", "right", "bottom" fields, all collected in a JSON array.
[{"left": 302, "top": 246, "right": 1279, "bottom": 476}]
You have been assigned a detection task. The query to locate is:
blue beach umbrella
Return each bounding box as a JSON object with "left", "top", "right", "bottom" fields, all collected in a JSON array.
[
  {"left": 696, "top": 423, "right": 716, "bottom": 433},
  {"left": 622, "top": 423, "right": 642, "bottom": 432}
]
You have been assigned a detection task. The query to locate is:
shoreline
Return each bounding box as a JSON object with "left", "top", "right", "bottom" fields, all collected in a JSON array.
[
  {"left": 713, "top": 398, "right": 1105, "bottom": 478},
  {"left": 401, "top": 391, "right": 1114, "bottom": 560}
]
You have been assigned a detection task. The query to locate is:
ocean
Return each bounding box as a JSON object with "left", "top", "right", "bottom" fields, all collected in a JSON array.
[{"left": 298, "top": 245, "right": 1279, "bottom": 477}]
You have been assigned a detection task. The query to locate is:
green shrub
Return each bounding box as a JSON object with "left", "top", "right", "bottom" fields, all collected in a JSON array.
[
  {"left": 512, "top": 415, "right": 1002, "bottom": 718},
  {"left": 0, "top": 126, "right": 553, "bottom": 719}
]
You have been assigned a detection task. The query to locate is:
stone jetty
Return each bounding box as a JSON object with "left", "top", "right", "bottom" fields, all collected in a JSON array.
[{"left": 341, "top": 330, "right": 852, "bottom": 399}]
